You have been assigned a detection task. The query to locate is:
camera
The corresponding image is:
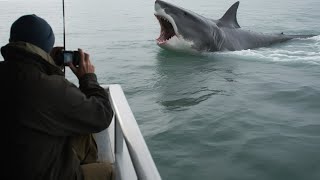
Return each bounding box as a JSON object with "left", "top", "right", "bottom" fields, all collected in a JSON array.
[{"left": 54, "top": 50, "right": 80, "bottom": 67}]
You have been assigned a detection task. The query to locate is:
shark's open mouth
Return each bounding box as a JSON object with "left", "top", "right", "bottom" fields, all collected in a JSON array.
[{"left": 155, "top": 15, "right": 176, "bottom": 44}]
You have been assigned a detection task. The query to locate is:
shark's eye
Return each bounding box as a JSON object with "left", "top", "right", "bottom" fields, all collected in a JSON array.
[{"left": 183, "top": 12, "right": 188, "bottom": 16}]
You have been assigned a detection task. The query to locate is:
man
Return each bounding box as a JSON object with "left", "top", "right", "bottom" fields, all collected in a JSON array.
[{"left": 0, "top": 14, "right": 114, "bottom": 180}]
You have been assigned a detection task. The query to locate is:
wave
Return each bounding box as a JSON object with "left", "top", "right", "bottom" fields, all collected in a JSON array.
[{"left": 216, "top": 35, "right": 320, "bottom": 65}]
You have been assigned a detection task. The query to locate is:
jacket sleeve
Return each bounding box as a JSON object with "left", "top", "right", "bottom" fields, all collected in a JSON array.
[
  {"left": 20, "top": 73, "right": 114, "bottom": 136},
  {"left": 65, "top": 73, "right": 114, "bottom": 135}
]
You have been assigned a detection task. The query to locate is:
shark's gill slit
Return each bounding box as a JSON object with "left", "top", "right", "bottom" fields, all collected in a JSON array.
[{"left": 156, "top": 15, "right": 176, "bottom": 44}]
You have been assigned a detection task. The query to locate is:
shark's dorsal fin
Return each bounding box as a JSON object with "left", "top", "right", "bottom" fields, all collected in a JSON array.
[{"left": 217, "top": 1, "right": 241, "bottom": 28}]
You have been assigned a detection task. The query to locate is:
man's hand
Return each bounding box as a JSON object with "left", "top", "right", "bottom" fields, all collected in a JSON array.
[
  {"left": 69, "top": 48, "right": 95, "bottom": 79},
  {"left": 50, "top": 46, "right": 64, "bottom": 67}
]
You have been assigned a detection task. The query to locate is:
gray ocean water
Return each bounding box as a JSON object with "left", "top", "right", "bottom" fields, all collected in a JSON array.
[{"left": 1, "top": 0, "right": 320, "bottom": 179}]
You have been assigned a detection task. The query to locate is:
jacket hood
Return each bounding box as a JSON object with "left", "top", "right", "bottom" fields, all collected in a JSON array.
[
  {"left": 1, "top": 41, "right": 56, "bottom": 65},
  {"left": 1, "top": 41, "right": 63, "bottom": 76}
]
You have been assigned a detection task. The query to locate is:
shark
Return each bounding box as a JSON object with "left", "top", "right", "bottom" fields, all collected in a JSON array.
[{"left": 154, "top": 0, "right": 315, "bottom": 53}]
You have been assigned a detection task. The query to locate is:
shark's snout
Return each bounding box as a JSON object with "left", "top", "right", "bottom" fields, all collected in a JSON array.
[{"left": 154, "top": 1, "right": 162, "bottom": 11}]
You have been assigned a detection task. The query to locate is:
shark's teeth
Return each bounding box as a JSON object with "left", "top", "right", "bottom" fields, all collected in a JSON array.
[
  {"left": 159, "top": 16, "right": 170, "bottom": 23},
  {"left": 155, "top": 14, "right": 177, "bottom": 44},
  {"left": 158, "top": 35, "right": 176, "bottom": 44},
  {"left": 160, "top": 17, "right": 168, "bottom": 22}
]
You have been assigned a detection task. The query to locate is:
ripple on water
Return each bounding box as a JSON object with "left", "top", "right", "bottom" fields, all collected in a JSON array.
[{"left": 216, "top": 35, "right": 320, "bottom": 65}]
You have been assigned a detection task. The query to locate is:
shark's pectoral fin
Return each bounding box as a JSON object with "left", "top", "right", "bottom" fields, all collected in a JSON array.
[{"left": 217, "top": 1, "right": 241, "bottom": 28}]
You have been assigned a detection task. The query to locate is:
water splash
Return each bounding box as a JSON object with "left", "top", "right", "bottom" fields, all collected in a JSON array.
[{"left": 217, "top": 35, "right": 320, "bottom": 65}]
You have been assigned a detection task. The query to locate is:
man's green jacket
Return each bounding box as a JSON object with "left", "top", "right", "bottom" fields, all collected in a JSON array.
[{"left": 0, "top": 42, "right": 114, "bottom": 180}]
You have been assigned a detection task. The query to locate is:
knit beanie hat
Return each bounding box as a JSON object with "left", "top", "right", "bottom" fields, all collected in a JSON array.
[{"left": 9, "top": 14, "right": 55, "bottom": 53}]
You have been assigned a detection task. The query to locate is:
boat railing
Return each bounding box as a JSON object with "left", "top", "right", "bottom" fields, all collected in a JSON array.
[{"left": 97, "top": 84, "right": 161, "bottom": 180}]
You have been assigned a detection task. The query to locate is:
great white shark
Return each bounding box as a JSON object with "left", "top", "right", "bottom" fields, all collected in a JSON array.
[{"left": 154, "top": 0, "right": 315, "bottom": 53}]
